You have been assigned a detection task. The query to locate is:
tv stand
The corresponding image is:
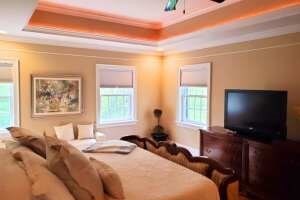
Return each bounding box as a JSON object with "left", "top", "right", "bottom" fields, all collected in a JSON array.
[{"left": 200, "top": 126, "right": 300, "bottom": 200}]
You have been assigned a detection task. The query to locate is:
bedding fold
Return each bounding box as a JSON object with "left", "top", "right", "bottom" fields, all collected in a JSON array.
[
  {"left": 83, "top": 146, "right": 220, "bottom": 200},
  {"left": 83, "top": 140, "right": 137, "bottom": 154}
]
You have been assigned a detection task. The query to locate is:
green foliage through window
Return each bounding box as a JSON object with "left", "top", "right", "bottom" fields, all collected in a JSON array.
[
  {"left": 100, "top": 88, "right": 133, "bottom": 123},
  {"left": 0, "top": 83, "right": 13, "bottom": 129},
  {"left": 181, "top": 86, "right": 208, "bottom": 125}
]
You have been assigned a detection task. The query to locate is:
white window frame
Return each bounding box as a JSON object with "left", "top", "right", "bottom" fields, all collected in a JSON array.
[
  {"left": 96, "top": 64, "right": 137, "bottom": 128},
  {"left": 0, "top": 59, "right": 19, "bottom": 134},
  {"left": 177, "top": 63, "right": 211, "bottom": 130}
]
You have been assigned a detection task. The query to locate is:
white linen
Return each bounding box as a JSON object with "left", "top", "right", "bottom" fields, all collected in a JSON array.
[
  {"left": 71, "top": 140, "right": 220, "bottom": 200},
  {"left": 83, "top": 140, "right": 137, "bottom": 154}
]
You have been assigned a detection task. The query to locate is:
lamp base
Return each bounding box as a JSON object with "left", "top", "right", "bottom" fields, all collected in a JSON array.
[{"left": 151, "top": 132, "right": 168, "bottom": 142}]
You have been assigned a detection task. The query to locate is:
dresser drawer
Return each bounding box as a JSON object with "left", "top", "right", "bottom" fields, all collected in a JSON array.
[{"left": 200, "top": 130, "right": 243, "bottom": 178}]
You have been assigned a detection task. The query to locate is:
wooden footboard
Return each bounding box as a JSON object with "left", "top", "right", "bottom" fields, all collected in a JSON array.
[{"left": 121, "top": 135, "right": 239, "bottom": 200}]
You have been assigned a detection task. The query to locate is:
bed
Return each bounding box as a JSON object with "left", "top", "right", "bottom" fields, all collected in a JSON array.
[
  {"left": 0, "top": 132, "right": 223, "bottom": 200},
  {"left": 70, "top": 139, "right": 220, "bottom": 200}
]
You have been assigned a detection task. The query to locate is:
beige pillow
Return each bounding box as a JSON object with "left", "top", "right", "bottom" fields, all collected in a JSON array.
[
  {"left": 0, "top": 149, "right": 32, "bottom": 200},
  {"left": 77, "top": 124, "right": 94, "bottom": 139},
  {"left": 54, "top": 123, "right": 75, "bottom": 141},
  {"left": 12, "top": 146, "right": 47, "bottom": 167},
  {"left": 13, "top": 149, "right": 76, "bottom": 200},
  {"left": 45, "top": 136, "right": 105, "bottom": 200},
  {"left": 7, "top": 127, "right": 46, "bottom": 157},
  {"left": 90, "top": 157, "right": 125, "bottom": 200}
]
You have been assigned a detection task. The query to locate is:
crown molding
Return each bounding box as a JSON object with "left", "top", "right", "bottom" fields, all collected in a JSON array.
[
  {"left": 160, "top": 5, "right": 300, "bottom": 54},
  {"left": 37, "top": 1, "right": 162, "bottom": 30}
]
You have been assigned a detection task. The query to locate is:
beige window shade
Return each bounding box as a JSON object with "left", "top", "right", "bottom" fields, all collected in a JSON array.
[
  {"left": 99, "top": 68, "right": 133, "bottom": 88},
  {"left": 180, "top": 64, "right": 210, "bottom": 87},
  {"left": 0, "top": 66, "right": 13, "bottom": 82}
]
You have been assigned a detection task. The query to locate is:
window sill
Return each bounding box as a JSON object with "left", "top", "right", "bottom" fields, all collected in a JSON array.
[
  {"left": 176, "top": 121, "right": 207, "bottom": 131},
  {"left": 97, "top": 120, "right": 137, "bottom": 128}
]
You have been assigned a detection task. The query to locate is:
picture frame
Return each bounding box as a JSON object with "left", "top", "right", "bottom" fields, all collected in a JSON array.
[{"left": 31, "top": 75, "right": 82, "bottom": 117}]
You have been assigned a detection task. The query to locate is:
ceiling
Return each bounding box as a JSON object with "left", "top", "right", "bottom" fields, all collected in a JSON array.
[
  {"left": 0, "top": 0, "right": 299, "bottom": 54},
  {"left": 39, "top": 0, "right": 241, "bottom": 27}
]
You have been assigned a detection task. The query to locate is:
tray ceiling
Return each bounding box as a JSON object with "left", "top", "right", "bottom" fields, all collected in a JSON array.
[{"left": 39, "top": 0, "right": 242, "bottom": 27}]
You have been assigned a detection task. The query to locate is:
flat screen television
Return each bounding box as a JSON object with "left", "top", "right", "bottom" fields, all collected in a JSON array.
[{"left": 225, "top": 89, "right": 287, "bottom": 140}]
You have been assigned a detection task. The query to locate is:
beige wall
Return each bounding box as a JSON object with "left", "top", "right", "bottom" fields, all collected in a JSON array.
[
  {"left": 1, "top": 32, "right": 300, "bottom": 147},
  {"left": 161, "top": 33, "right": 300, "bottom": 148},
  {"left": 0, "top": 40, "right": 162, "bottom": 138}
]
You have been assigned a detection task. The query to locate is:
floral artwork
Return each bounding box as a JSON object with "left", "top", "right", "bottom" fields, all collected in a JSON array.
[{"left": 32, "top": 76, "right": 82, "bottom": 116}]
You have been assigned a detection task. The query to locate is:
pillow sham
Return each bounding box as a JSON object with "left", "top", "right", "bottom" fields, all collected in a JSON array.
[
  {"left": 54, "top": 123, "right": 75, "bottom": 141},
  {"left": 77, "top": 124, "right": 94, "bottom": 139},
  {"left": 13, "top": 149, "right": 76, "bottom": 200},
  {"left": 7, "top": 127, "right": 46, "bottom": 157},
  {"left": 12, "top": 146, "right": 47, "bottom": 167},
  {"left": 90, "top": 157, "right": 125, "bottom": 200},
  {"left": 0, "top": 149, "right": 32, "bottom": 200},
  {"left": 45, "top": 136, "right": 105, "bottom": 200}
]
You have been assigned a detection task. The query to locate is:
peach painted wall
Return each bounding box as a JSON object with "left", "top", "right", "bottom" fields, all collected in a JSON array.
[
  {"left": 0, "top": 40, "right": 162, "bottom": 138},
  {"left": 1, "top": 32, "right": 299, "bottom": 147},
  {"left": 161, "top": 32, "right": 300, "bottom": 148}
]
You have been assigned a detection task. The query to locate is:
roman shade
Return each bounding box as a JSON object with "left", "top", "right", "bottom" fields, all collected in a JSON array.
[
  {"left": 99, "top": 68, "right": 133, "bottom": 88},
  {"left": 180, "top": 63, "right": 210, "bottom": 87},
  {"left": 0, "top": 65, "right": 13, "bottom": 82}
]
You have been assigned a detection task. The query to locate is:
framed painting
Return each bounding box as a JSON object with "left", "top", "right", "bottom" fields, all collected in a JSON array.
[{"left": 31, "top": 75, "right": 82, "bottom": 117}]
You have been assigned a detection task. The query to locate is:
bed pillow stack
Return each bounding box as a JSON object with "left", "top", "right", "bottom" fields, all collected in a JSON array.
[
  {"left": 45, "top": 135, "right": 105, "bottom": 200},
  {"left": 54, "top": 123, "right": 95, "bottom": 140},
  {"left": 54, "top": 123, "right": 75, "bottom": 141},
  {"left": 7, "top": 127, "right": 125, "bottom": 200},
  {"left": 12, "top": 146, "right": 75, "bottom": 200},
  {"left": 90, "top": 157, "right": 125, "bottom": 200},
  {"left": 7, "top": 127, "right": 46, "bottom": 157}
]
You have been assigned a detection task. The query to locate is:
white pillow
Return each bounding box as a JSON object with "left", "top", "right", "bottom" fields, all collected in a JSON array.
[
  {"left": 54, "top": 123, "right": 74, "bottom": 141},
  {"left": 77, "top": 124, "right": 94, "bottom": 139}
]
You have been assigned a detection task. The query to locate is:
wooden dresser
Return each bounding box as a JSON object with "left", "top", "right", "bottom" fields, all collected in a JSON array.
[{"left": 200, "top": 127, "right": 300, "bottom": 200}]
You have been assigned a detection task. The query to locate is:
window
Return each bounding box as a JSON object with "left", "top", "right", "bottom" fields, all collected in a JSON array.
[
  {"left": 179, "top": 63, "right": 211, "bottom": 127},
  {"left": 96, "top": 65, "right": 136, "bottom": 125},
  {"left": 0, "top": 60, "right": 19, "bottom": 133},
  {"left": 0, "top": 83, "right": 13, "bottom": 128},
  {"left": 181, "top": 86, "right": 208, "bottom": 125},
  {"left": 100, "top": 87, "right": 133, "bottom": 123}
]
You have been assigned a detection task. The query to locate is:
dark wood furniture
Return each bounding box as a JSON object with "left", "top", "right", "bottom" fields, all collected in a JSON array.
[
  {"left": 121, "top": 135, "right": 239, "bottom": 200},
  {"left": 200, "top": 127, "right": 300, "bottom": 200}
]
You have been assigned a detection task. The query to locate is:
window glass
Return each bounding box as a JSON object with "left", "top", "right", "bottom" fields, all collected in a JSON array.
[
  {"left": 0, "top": 83, "right": 13, "bottom": 129},
  {"left": 100, "top": 87, "right": 134, "bottom": 123},
  {"left": 181, "top": 86, "right": 208, "bottom": 125}
]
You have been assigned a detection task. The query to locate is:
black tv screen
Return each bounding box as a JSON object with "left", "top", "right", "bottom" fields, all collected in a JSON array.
[{"left": 225, "top": 89, "right": 287, "bottom": 140}]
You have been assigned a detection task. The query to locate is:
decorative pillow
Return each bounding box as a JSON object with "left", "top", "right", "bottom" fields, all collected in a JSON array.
[
  {"left": 90, "top": 157, "right": 125, "bottom": 200},
  {"left": 77, "top": 124, "right": 94, "bottom": 139},
  {"left": 0, "top": 149, "right": 32, "bottom": 200},
  {"left": 54, "top": 123, "right": 75, "bottom": 141},
  {"left": 13, "top": 149, "right": 76, "bottom": 200},
  {"left": 7, "top": 127, "right": 46, "bottom": 157},
  {"left": 12, "top": 146, "right": 47, "bottom": 167},
  {"left": 45, "top": 136, "right": 105, "bottom": 200}
]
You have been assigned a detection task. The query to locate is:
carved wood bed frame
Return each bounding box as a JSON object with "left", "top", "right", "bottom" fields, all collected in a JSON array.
[{"left": 121, "top": 135, "right": 239, "bottom": 200}]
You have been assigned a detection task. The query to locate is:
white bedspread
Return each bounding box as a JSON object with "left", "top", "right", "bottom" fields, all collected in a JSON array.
[{"left": 72, "top": 139, "right": 220, "bottom": 200}]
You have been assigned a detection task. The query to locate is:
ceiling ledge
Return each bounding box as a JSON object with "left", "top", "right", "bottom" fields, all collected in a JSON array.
[
  {"left": 37, "top": 1, "right": 162, "bottom": 30},
  {"left": 160, "top": 5, "right": 300, "bottom": 54}
]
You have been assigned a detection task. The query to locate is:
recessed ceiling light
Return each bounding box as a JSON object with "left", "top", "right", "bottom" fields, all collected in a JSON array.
[{"left": 0, "top": 30, "right": 7, "bottom": 34}]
